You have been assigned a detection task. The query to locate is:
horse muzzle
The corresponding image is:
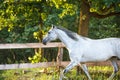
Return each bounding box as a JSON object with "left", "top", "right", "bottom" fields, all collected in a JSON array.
[{"left": 42, "top": 39, "right": 47, "bottom": 45}]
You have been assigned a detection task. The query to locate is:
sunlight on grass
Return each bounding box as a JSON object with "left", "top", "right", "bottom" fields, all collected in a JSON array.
[{"left": 0, "top": 66, "right": 120, "bottom": 80}]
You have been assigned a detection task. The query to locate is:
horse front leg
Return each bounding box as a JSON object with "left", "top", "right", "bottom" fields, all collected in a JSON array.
[
  {"left": 59, "top": 61, "right": 78, "bottom": 80},
  {"left": 63, "top": 61, "right": 78, "bottom": 73},
  {"left": 108, "top": 60, "right": 119, "bottom": 80}
]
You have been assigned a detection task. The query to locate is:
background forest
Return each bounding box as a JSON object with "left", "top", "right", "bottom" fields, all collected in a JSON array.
[{"left": 0, "top": 0, "right": 120, "bottom": 64}]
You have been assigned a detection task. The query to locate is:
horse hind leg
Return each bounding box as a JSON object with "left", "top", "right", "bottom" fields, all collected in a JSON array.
[
  {"left": 79, "top": 64, "right": 92, "bottom": 80},
  {"left": 59, "top": 71, "right": 68, "bottom": 80},
  {"left": 108, "top": 60, "right": 119, "bottom": 80}
]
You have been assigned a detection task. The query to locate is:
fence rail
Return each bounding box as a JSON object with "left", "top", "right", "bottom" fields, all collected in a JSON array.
[
  {"left": 0, "top": 42, "right": 65, "bottom": 49},
  {"left": 0, "top": 42, "right": 120, "bottom": 70},
  {"left": 1, "top": 61, "right": 120, "bottom": 70},
  {"left": 0, "top": 42, "right": 65, "bottom": 70}
]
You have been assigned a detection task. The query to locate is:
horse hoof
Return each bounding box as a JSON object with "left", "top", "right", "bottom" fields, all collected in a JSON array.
[{"left": 63, "top": 69, "right": 68, "bottom": 73}]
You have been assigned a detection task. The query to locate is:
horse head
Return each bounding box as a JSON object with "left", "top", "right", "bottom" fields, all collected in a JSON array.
[{"left": 42, "top": 25, "right": 58, "bottom": 45}]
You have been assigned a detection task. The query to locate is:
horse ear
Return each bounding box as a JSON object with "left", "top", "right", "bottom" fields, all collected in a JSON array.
[{"left": 52, "top": 24, "right": 56, "bottom": 29}]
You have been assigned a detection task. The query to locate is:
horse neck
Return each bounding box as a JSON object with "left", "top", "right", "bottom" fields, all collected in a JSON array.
[{"left": 55, "top": 29, "right": 77, "bottom": 49}]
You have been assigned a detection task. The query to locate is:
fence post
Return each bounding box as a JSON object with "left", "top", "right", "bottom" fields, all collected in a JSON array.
[{"left": 57, "top": 47, "right": 63, "bottom": 72}]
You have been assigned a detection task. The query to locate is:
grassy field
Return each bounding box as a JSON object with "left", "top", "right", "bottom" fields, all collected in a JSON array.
[{"left": 0, "top": 66, "right": 120, "bottom": 80}]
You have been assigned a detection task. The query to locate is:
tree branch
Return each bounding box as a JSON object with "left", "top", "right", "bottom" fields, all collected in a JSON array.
[{"left": 90, "top": 12, "right": 120, "bottom": 18}]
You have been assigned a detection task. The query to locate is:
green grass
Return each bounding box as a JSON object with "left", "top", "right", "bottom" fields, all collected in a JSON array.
[{"left": 0, "top": 66, "right": 120, "bottom": 80}]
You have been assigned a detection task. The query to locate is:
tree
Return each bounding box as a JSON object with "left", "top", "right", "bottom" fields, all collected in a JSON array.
[
  {"left": 0, "top": 0, "right": 78, "bottom": 63},
  {"left": 0, "top": 0, "right": 119, "bottom": 64},
  {"left": 0, "top": 0, "right": 46, "bottom": 63},
  {"left": 79, "top": 0, "right": 120, "bottom": 36}
]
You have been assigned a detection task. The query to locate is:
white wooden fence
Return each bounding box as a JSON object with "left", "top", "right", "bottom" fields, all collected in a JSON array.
[{"left": 0, "top": 42, "right": 120, "bottom": 70}]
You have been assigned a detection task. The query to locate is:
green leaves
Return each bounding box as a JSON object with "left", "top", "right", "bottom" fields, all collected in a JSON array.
[
  {"left": 28, "top": 49, "right": 47, "bottom": 63},
  {"left": 59, "top": 3, "right": 77, "bottom": 18},
  {"left": 89, "top": 0, "right": 120, "bottom": 15},
  {"left": 89, "top": 16, "right": 120, "bottom": 39},
  {"left": 0, "top": 0, "right": 119, "bottom": 64},
  {"left": 0, "top": 1, "right": 41, "bottom": 31}
]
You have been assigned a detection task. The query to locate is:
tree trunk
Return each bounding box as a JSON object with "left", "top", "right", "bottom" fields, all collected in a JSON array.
[
  {"left": 78, "top": 0, "right": 91, "bottom": 36},
  {"left": 77, "top": 0, "right": 91, "bottom": 75}
]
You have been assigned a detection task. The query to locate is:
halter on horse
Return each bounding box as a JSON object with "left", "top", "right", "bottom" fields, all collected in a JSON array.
[{"left": 42, "top": 25, "right": 120, "bottom": 80}]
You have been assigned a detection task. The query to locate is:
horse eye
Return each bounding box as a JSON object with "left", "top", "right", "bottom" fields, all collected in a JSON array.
[{"left": 48, "top": 32, "right": 50, "bottom": 34}]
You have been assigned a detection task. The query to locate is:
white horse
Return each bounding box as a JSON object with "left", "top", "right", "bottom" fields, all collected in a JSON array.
[{"left": 42, "top": 25, "right": 120, "bottom": 80}]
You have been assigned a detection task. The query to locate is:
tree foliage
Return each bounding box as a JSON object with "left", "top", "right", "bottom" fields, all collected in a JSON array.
[
  {"left": 89, "top": 17, "right": 120, "bottom": 39},
  {"left": 0, "top": 0, "right": 120, "bottom": 63},
  {"left": 0, "top": 0, "right": 78, "bottom": 63},
  {"left": 90, "top": 0, "right": 120, "bottom": 12},
  {"left": 78, "top": 0, "right": 120, "bottom": 35}
]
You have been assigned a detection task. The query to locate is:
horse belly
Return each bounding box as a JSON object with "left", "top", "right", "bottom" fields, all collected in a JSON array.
[
  {"left": 80, "top": 46, "right": 115, "bottom": 62},
  {"left": 80, "top": 55, "right": 111, "bottom": 62}
]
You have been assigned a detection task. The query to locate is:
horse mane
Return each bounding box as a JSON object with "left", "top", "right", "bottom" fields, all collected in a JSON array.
[{"left": 56, "top": 27, "right": 79, "bottom": 41}]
